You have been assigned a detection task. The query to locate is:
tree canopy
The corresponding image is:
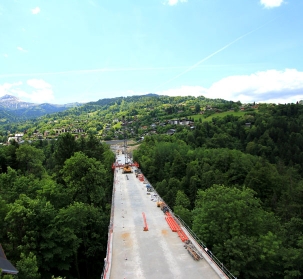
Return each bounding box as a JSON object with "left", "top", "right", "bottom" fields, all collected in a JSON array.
[{"left": 0, "top": 133, "right": 114, "bottom": 279}]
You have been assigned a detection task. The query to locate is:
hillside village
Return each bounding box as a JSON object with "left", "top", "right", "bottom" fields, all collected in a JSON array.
[
  {"left": 0, "top": 95, "right": 264, "bottom": 145},
  {"left": 6, "top": 117, "right": 196, "bottom": 144}
]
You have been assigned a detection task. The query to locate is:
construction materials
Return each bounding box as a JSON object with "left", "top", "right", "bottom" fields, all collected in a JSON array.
[
  {"left": 165, "top": 212, "right": 189, "bottom": 242},
  {"left": 157, "top": 201, "right": 165, "bottom": 207},
  {"left": 163, "top": 209, "right": 200, "bottom": 261},
  {"left": 138, "top": 174, "right": 144, "bottom": 181},
  {"left": 142, "top": 212, "right": 148, "bottom": 231},
  {"left": 184, "top": 240, "right": 202, "bottom": 261},
  {"left": 159, "top": 201, "right": 165, "bottom": 209},
  {"left": 160, "top": 202, "right": 169, "bottom": 214}
]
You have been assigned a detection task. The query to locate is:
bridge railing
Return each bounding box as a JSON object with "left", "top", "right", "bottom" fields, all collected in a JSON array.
[{"left": 174, "top": 214, "right": 237, "bottom": 279}]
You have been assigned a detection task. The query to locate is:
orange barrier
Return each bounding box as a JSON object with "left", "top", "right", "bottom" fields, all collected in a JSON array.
[{"left": 142, "top": 212, "right": 148, "bottom": 231}]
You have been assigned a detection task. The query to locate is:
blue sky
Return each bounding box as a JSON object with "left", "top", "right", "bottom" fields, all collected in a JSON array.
[{"left": 0, "top": 0, "right": 302, "bottom": 104}]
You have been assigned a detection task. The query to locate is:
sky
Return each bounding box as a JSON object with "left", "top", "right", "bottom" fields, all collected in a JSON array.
[{"left": 0, "top": 0, "right": 303, "bottom": 105}]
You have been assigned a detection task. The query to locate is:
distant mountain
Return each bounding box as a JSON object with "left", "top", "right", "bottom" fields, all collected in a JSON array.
[
  {"left": 0, "top": 94, "right": 83, "bottom": 121},
  {"left": 0, "top": 94, "right": 35, "bottom": 109}
]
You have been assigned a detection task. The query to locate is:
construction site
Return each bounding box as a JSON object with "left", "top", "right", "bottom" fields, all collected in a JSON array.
[{"left": 101, "top": 118, "right": 234, "bottom": 279}]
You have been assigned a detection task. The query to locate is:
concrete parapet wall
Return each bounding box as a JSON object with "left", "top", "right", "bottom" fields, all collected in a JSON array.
[{"left": 101, "top": 170, "right": 117, "bottom": 279}]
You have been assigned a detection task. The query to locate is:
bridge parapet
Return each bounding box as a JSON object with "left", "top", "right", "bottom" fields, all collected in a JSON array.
[{"left": 101, "top": 170, "right": 116, "bottom": 279}]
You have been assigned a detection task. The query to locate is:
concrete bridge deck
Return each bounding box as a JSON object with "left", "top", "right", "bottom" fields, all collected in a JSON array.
[{"left": 104, "top": 155, "right": 227, "bottom": 279}]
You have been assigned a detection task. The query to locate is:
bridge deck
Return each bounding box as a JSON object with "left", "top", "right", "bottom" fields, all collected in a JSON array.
[{"left": 109, "top": 157, "right": 223, "bottom": 279}]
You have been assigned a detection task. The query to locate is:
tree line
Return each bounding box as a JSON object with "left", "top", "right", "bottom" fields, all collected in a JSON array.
[{"left": 0, "top": 134, "right": 115, "bottom": 279}]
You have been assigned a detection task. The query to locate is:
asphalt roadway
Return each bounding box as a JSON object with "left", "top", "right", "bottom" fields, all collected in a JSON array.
[{"left": 109, "top": 155, "right": 223, "bottom": 279}]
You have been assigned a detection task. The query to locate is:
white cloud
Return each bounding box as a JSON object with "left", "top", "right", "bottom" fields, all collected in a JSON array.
[
  {"left": 27, "top": 79, "right": 51, "bottom": 89},
  {"left": 157, "top": 69, "right": 303, "bottom": 104},
  {"left": 0, "top": 79, "right": 54, "bottom": 103},
  {"left": 0, "top": 82, "right": 23, "bottom": 97},
  {"left": 164, "top": 0, "right": 188, "bottom": 6},
  {"left": 260, "top": 0, "right": 284, "bottom": 8},
  {"left": 3, "top": 54, "right": 8, "bottom": 58},
  {"left": 25, "top": 79, "right": 54, "bottom": 103},
  {"left": 31, "top": 7, "right": 40, "bottom": 14},
  {"left": 17, "top": 46, "right": 27, "bottom": 52},
  {"left": 207, "top": 69, "right": 303, "bottom": 103}
]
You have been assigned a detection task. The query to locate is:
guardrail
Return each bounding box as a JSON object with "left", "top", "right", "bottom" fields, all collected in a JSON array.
[{"left": 174, "top": 214, "right": 237, "bottom": 279}]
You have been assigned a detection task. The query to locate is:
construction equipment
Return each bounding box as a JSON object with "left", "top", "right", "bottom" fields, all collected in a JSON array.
[{"left": 122, "top": 163, "right": 133, "bottom": 174}]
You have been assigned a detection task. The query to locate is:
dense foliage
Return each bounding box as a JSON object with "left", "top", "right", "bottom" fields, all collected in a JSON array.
[
  {"left": 134, "top": 103, "right": 303, "bottom": 279},
  {"left": 0, "top": 134, "right": 115, "bottom": 279}
]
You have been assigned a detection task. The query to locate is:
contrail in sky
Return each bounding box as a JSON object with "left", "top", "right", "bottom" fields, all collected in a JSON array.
[
  {"left": 154, "top": 19, "right": 279, "bottom": 90},
  {"left": 0, "top": 17, "right": 281, "bottom": 81}
]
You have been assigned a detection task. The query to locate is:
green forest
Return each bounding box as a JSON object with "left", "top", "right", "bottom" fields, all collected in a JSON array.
[
  {"left": 1, "top": 95, "right": 303, "bottom": 279},
  {"left": 133, "top": 103, "right": 303, "bottom": 279},
  {"left": 0, "top": 134, "right": 115, "bottom": 279}
]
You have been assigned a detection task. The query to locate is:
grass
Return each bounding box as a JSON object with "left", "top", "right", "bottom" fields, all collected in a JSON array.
[
  {"left": 191, "top": 110, "right": 251, "bottom": 122},
  {"left": 112, "top": 122, "right": 122, "bottom": 129}
]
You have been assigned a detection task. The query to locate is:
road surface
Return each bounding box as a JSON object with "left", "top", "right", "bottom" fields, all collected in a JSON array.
[{"left": 108, "top": 155, "right": 225, "bottom": 279}]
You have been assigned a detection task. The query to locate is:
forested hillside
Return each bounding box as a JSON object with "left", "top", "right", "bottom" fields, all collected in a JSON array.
[
  {"left": 0, "top": 134, "right": 115, "bottom": 279},
  {"left": 134, "top": 103, "right": 303, "bottom": 279},
  {"left": 0, "top": 94, "right": 240, "bottom": 143},
  {"left": 1, "top": 95, "right": 303, "bottom": 279}
]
